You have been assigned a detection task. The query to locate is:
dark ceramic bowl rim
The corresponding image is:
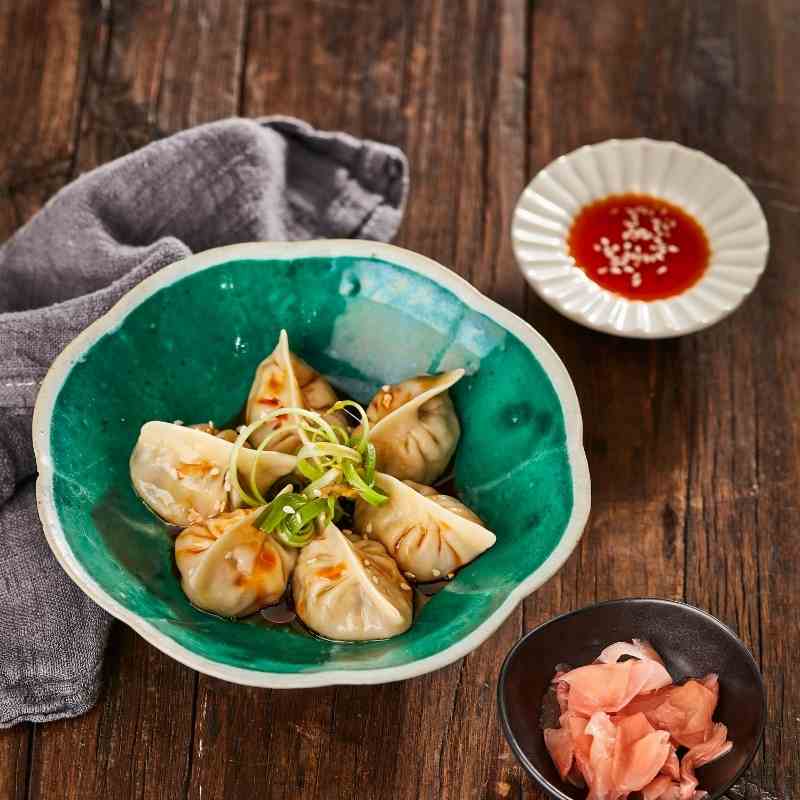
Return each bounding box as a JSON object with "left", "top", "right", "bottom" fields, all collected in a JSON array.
[{"left": 496, "top": 597, "right": 767, "bottom": 800}]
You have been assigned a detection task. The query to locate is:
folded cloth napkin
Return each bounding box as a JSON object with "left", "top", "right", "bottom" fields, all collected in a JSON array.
[{"left": 0, "top": 116, "right": 408, "bottom": 727}]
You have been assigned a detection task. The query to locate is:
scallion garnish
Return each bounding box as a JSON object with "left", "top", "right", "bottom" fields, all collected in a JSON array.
[
  {"left": 226, "top": 400, "right": 387, "bottom": 540},
  {"left": 257, "top": 492, "right": 331, "bottom": 548},
  {"left": 342, "top": 460, "right": 387, "bottom": 506}
]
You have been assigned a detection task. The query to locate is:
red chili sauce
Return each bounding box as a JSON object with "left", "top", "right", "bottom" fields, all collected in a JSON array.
[{"left": 567, "top": 194, "right": 710, "bottom": 301}]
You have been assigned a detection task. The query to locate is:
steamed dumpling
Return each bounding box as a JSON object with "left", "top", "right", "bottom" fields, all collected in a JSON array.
[
  {"left": 130, "top": 421, "right": 296, "bottom": 526},
  {"left": 245, "top": 329, "right": 347, "bottom": 450},
  {"left": 292, "top": 522, "right": 413, "bottom": 641},
  {"left": 175, "top": 508, "right": 296, "bottom": 617},
  {"left": 354, "top": 473, "right": 496, "bottom": 582},
  {"left": 360, "top": 370, "right": 463, "bottom": 484}
]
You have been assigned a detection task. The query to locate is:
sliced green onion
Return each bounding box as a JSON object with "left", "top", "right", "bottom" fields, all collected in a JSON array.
[
  {"left": 304, "top": 467, "right": 341, "bottom": 497},
  {"left": 228, "top": 406, "right": 337, "bottom": 507},
  {"left": 296, "top": 457, "right": 324, "bottom": 482},
  {"left": 329, "top": 400, "right": 371, "bottom": 453},
  {"left": 342, "top": 461, "right": 388, "bottom": 506},
  {"left": 331, "top": 424, "right": 351, "bottom": 445},
  {"left": 230, "top": 399, "right": 382, "bottom": 516},
  {"left": 247, "top": 426, "right": 293, "bottom": 505},
  {"left": 256, "top": 492, "right": 325, "bottom": 548},
  {"left": 296, "top": 442, "right": 360, "bottom": 463},
  {"left": 363, "top": 442, "right": 377, "bottom": 484},
  {"left": 289, "top": 497, "right": 329, "bottom": 530}
]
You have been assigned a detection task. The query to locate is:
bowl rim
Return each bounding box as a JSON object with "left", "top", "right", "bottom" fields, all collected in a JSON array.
[
  {"left": 512, "top": 137, "right": 770, "bottom": 339},
  {"left": 33, "top": 239, "right": 591, "bottom": 688},
  {"left": 496, "top": 597, "right": 767, "bottom": 800}
]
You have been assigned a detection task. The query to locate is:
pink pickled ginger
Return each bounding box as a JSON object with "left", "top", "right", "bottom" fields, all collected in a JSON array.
[{"left": 541, "top": 640, "right": 733, "bottom": 800}]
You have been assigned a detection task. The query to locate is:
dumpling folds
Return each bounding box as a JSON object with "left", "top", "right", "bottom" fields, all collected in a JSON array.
[
  {"left": 175, "top": 508, "right": 296, "bottom": 617},
  {"left": 292, "top": 522, "right": 413, "bottom": 641},
  {"left": 361, "top": 370, "right": 463, "bottom": 484},
  {"left": 130, "top": 421, "right": 295, "bottom": 526},
  {"left": 354, "top": 473, "right": 496, "bottom": 582},
  {"left": 245, "top": 329, "right": 347, "bottom": 450}
]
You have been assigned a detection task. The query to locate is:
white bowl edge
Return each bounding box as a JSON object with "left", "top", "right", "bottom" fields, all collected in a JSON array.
[
  {"left": 33, "top": 240, "right": 592, "bottom": 688},
  {"left": 512, "top": 138, "right": 770, "bottom": 339}
]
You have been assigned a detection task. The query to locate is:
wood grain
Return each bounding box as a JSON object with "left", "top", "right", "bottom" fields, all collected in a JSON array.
[
  {"left": 189, "top": 3, "right": 530, "bottom": 799},
  {"left": 7, "top": 2, "right": 239, "bottom": 798},
  {"left": 1, "top": 0, "right": 799, "bottom": 798},
  {"left": 0, "top": 2, "right": 90, "bottom": 794}
]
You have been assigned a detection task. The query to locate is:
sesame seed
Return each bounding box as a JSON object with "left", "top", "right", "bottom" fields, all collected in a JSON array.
[
  {"left": 364, "top": 559, "right": 371, "bottom": 566},
  {"left": 209, "top": 467, "right": 220, "bottom": 476},
  {"left": 400, "top": 583, "right": 411, "bottom": 591},
  {"left": 432, "top": 568, "right": 441, "bottom": 577},
  {"left": 381, "top": 384, "right": 391, "bottom": 392},
  {"left": 282, "top": 505, "right": 294, "bottom": 514},
  {"left": 656, "top": 266, "right": 668, "bottom": 275},
  {"left": 447, "top": 572, "right": 455, "bottom": 579},
  {"left": 404, "top": 571, "right": 416, "bottom": 579},
  {"left": 365, "top": 522, "right": 373, "bottom": 534}
]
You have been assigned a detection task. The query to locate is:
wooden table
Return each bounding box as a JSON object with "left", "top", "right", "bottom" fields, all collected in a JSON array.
[{"left": 1, "top": 1, "right": 797, "bottom": 797}]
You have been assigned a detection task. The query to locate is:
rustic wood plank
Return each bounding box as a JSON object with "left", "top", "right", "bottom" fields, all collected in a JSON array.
[
  {"left": 27, "top": 625, "right": 197, "bottom": 800},
  {"left": 73, "top": 0, "right": 173, "bottom": 173},
  {"left": 2, "top": 1, "right": 798, "bottom": 799},
  {"left": 750, "top": 204, "right": 800, "bottom": 797},
  {"left": 0, "top": 724, "right": 32, "bottom": 800},
  {"left": 523, "top": 3, "right": 799, "bottom": 799},
  {"left": 0, "top": 0, "right": 91, "bottom": 262},
  {"left": 522, "top": 0, "right": 691, "bottom": 742},
  {"left": 0, "top": 0, "right": 86, "bottom": 183},
  {"left": 244, "top": 0, "right": 408, "bottom": 140},
  {"left": 179, "top": 3, "right": 531, "bottom": 800},
  {"left": 23, "top": 1, "right": 248, "bottom": 797},
  {"left": 0, "top": 2, "right": 91, "bottom": 797},
  {"left": 156, "top": 0, "right": 247, "bottom": 130},
  {"left": 664, "top": 4, "right": 799, "bottom": 797}
]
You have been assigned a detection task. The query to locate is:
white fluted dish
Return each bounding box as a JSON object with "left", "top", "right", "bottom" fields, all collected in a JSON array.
[{"left": 512, "top": 139, "right": 769, "bottom": 338}]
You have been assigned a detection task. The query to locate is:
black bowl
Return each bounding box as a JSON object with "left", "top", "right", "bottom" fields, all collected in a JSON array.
[{"left": 497, "top": 598, "right": 766, "bottom": 800}]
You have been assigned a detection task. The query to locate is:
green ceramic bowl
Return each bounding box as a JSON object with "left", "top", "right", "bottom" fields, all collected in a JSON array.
[{"left": 34, "top": 241, "right": 590, "bottom": 687}]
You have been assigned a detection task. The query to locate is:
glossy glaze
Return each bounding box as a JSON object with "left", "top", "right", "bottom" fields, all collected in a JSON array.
[{"left": 48, "top": 253, "right": 576, "bottom": 674}]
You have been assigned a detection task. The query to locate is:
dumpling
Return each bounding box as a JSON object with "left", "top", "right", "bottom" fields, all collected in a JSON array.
[
  {"left": 187, "top": 421, "right": 240, "bottom": 443},
  {"left": 245, "top": 329, "right": 347, "bottom": 450},
  {"left": 359, "top": 369, "right": 463, "bottom": 484},
  {"left": 292, "top": 522, "right": 413, "bottom": 641},
  {"left": 130, "top": 421, "right": 296, "bottom": 526},
  {"left": 175, "top": 507, "right": 296, "bottom": 617},
  {"left": 354, "top": 473, "right": 496, "bottom": 582}
]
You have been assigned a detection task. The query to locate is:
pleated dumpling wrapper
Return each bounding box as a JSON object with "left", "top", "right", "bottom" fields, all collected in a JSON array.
[
  {"left": 175, "top": 507, "right": 296, "bottom": 618},
  {"left": 292, "top": 522, "right": 413, "bottom": 641},
  {"left": 354, "top": 473, "right": 496, "bottom": 582},
  {"left": 130, "top": 421, "right": 296, "bottom": 526},
  {"left": 359, "top": 369, "right": 464, "bottom": 484},
  {"left": 245, "top": 329, "right": 347, "bottom": 451}
]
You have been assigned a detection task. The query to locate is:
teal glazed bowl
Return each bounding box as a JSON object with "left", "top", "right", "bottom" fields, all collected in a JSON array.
[{"left": 34, "top": 241, "right": 590, "bottom": 687}]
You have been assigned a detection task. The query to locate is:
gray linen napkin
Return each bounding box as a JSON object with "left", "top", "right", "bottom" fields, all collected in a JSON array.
[{"left": 0, "top": 116, "right": 408, "bottom": 727}]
